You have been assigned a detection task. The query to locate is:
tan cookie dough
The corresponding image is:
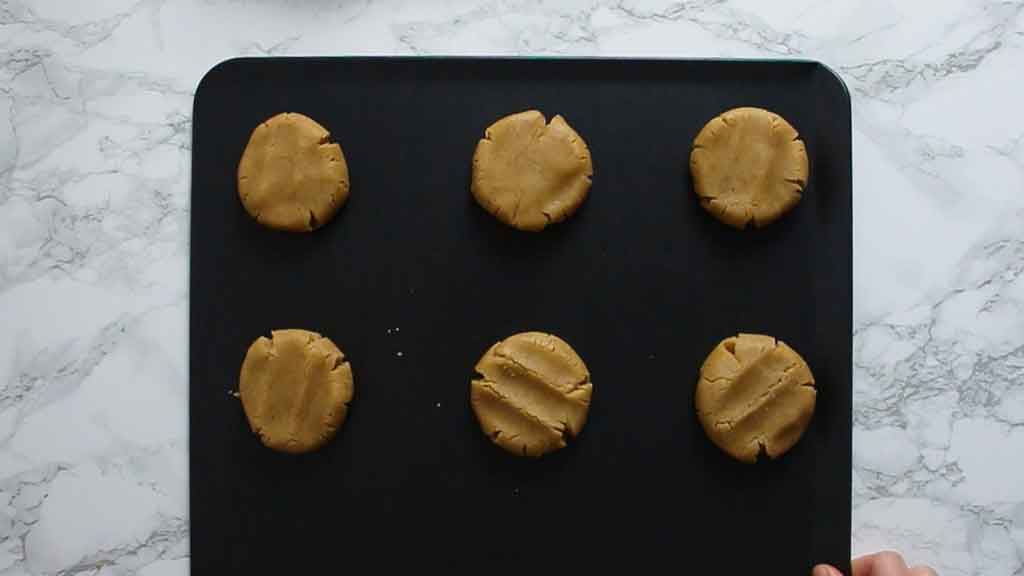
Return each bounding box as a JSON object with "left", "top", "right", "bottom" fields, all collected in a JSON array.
[
  {"left": 237, "top": 112, "right": 350, "bottom": 232},
  {"left": 690, "top": 107, "right": 809, "bottom": 228},
  {"left": 695, "top": 333, "right": 816, "bottom": 463},
  {"left": 239, "top": 329, "right": 354, "bottom": 453},
  {"left": 470, "top": 332, "right": 593, "bottom": 457},
  {"left": 471, "top": 110, "right": 593, "bottom": 231}
]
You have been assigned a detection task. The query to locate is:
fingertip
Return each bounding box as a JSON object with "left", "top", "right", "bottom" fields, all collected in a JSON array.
[
  {"left": 875, "top": 550, "right": 909, "bottom": 570},
  {"left": 852, "top": 550, "right": 908, "bottom": 576},
  {"left": 812, "top": 564, "right": 842, "bottom": 576}
]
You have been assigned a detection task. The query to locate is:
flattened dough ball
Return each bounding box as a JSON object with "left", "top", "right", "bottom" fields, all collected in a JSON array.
[
  {"left": 470, "top": 332, "right": 593, "bottom": 457},
  {"left": 237, "top": 112, "right": 350, "bottom": 232},
  {"left": 690, "top": 107, "right": 808, "bottom": 228},
  {"left": 472, "top": 110, "right": 593, "bottom": 231},
  {"left": 695, "top": 333, "right": 816, "bottom": 463},
  {"left": 239, "top": 329, "right": 354, "bottom": 453}
]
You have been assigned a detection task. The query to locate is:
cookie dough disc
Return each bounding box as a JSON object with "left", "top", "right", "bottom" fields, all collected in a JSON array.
[
  {"left": 471, "top": 110, "right": 593, "bottom": 231},
  {"left": 690, "top": 107, "right": 809, "bottom": 228},
  {"left": 695, "top": 333, "right": 816, "bottom": 462},
  {"left": 470, "top": 332, "right": 593, "bottom": 457},
  {"left": 239, "top": 329, "right": 354, "bottom": 453},
  {"left": 237, "top": 112, "right": 350, "bottom": 232}
]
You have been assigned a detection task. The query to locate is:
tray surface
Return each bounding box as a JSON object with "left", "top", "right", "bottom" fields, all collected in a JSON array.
[{"left": 190, "top": 56, "right": 852, "bottom": 573}]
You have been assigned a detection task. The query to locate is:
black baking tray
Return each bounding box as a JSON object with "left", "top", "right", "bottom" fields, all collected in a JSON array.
[{"left": 190, "top": 57, "right": 852, "bottom": 574}]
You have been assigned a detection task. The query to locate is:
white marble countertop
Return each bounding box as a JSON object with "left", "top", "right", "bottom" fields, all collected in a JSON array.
[{"left": 1, "top": 0, "right": 1023, "bottom": 574}]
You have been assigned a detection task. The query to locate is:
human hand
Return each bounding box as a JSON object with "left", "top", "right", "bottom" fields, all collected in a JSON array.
[{"left": 813, "top": 551, "right": 937, "bottom": 576}]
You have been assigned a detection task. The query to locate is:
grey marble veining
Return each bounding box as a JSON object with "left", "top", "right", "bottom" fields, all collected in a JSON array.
[{"left": 1, "top": 0, "right": 1023, "bottom": 574}]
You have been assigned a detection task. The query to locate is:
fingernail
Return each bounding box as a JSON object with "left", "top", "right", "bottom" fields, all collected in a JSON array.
[{"left": 812, "top": 566, "right": 837, "bottom": 576}]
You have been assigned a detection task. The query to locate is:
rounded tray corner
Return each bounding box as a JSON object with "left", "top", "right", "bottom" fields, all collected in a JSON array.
[{"left": 195, "top": 57, "right": 255, "bottom": 106}]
